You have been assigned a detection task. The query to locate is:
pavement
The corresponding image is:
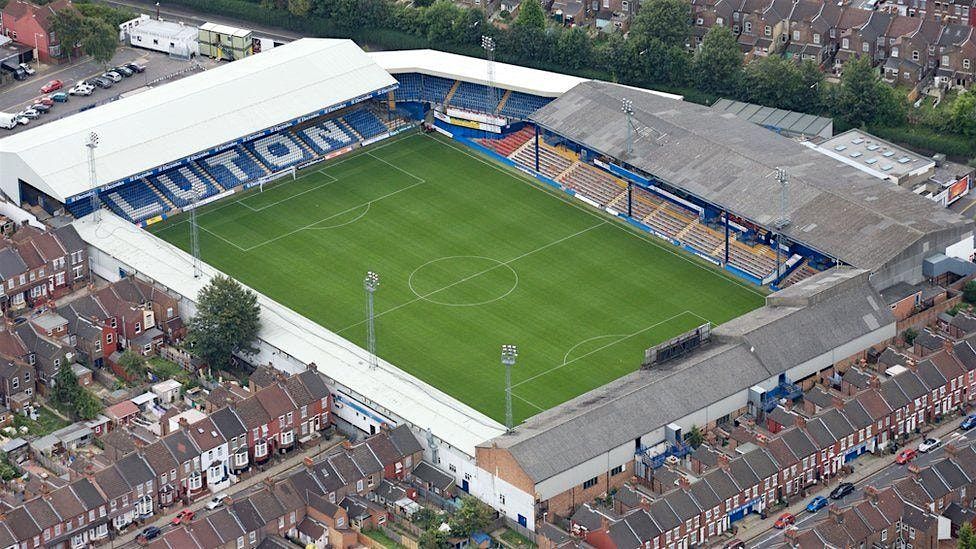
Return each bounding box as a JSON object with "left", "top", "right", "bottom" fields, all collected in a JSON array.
[
  {"left": 740, "top": 413, "right": 976, "bottom": 548},
  {"left": 0, "top": 47, "right": 215, "bottom": 134},
  {"left": 112, "top": 435, "right": 345, "bottom": 548},
  {"left": 949, "top": 195, "right": 976, "bottom": 219}
]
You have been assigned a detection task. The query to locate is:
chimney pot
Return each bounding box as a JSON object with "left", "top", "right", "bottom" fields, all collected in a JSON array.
[
  {"left": 303, "top": 456, "right": 314, "bottom": 469},
  {"left": 828, "top": 504, "right": 843, "bottom": 524}
]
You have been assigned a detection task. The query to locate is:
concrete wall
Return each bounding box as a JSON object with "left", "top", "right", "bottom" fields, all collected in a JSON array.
[{"left": 872, "top": 227, "right": 974, "bottom": 289}]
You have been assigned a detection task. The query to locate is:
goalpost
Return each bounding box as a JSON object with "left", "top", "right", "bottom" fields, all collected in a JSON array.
[{"left": 259, "top": 165, "right": 297, "bottom": 192}]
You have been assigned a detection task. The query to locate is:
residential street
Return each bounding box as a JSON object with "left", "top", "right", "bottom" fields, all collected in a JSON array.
[{"left": 744, "top": 415, "right": 975, "bottom": 548}]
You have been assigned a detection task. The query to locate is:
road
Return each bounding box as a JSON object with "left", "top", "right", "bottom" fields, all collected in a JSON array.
[
  {"left": 748, "top": 421, "right": 976, "bottom": 548},
  {"left": 96, "top": 0, "right": 299, "bottom": 44},
  {"left": 0, "top": 47, "right": 211, "bottom": 134}
]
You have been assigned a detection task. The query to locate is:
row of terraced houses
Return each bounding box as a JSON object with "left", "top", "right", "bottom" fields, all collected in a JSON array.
[
  {"left": 557, "top": 333, "right": 976, "bottom": 548},
  {"left": 691, "top": 0, "right": 976, "bottom": 89},
  {"left": 0, "top": 364, "right": 335, "bottom": 549}
]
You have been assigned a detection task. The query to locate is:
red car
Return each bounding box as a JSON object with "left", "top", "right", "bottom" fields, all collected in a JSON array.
[
  {"left": 36, "top": 97, "right": 54, "bottom": 107},
  {"left": 773, "top": 512, "right": 796, "bottom": 529},
  {"left": 39, "top": 80, "right": 62, "bottom": 93},
  {"left": 171, "top": 509, "right": 195, "bottom": 525},
  {"left": 896, "top": 448, "right": 918, "bottom": 465}
]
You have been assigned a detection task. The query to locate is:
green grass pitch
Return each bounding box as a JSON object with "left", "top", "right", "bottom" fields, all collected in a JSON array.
[{"left": 149, "top": 132, "right": 765, "bottom": 424}]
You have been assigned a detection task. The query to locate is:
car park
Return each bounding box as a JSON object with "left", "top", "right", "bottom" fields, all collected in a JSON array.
[
  {"left": 140, "top": 526, "right": 161, "bottom": 540},
  {"left": 829, "top": 482, "right": 855, "bottom": 500},
  {"left": 114, "top": 65, "right": 134, "bottom": 77},
  {"left": 126, "top": 62, "right": 146, "bottom": 73},
  {"left": 69, "top": 82, "right": 94, "bottom": 96},
  {"left": 18, "top": 63, "right": 35, "bottom": 76},
  {"left": 918, "top": 438, "right": 941, "bottom": 453},
  {"left": 773, "top": 513, "right": 796, "bottom": 529},
  {"left": 895, "top": 448, "right": 918, "bottom": 464},
  {"left": 39, "top": 80, "right": 63, "bottom": 93},
  {"left": 961, "top": 415, "right": 976, "bottom": 430},
  {"left": 206, "top": 493, "right": 228, "bottom": 510},
  {"left": 102, "top": 71, "right": 122, "bottom": 83},
  {"left": 49, "top": 92, "right": 69, "bottom": 103},
  {"left": 18, "top": 109, "right": 39, "bottom": 119},
  {"left": 806, "top": 496, "right": 829, "bottom": 512},
  {"left": 171, "top": 509, "right": 195, "bottom": 525},
  {"left": 30, "top": 103, "right": 51, "bottom": 113}
]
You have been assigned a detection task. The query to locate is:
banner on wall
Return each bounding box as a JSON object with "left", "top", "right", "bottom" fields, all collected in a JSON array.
[
  {"left": 433, "top": 110, "right": 501, "bottom": 133},
  {"left": 947, "top": 175, "right": 971, "bottom": 205}
]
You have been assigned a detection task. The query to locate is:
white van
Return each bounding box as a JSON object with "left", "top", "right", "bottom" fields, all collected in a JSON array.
[{"left": 0, "top": 112, "right": 19, "bottom": 130}]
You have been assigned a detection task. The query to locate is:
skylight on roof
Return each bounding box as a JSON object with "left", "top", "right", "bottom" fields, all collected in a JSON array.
[
  {"left": 851, "top": 138, "right": 865, "bottom": 144},
  {"left": 834, "top": 145, "right": 847, "bottom": 151},
  {"left": 898, "top": 157, "right": 911, "bottom": 163},
  {"left": 866, "top": 144, "right": 880, "bottom": 151},
  {"left": 881, "top": 165, "right": 893, "bottom": 171},
  {"left": 882, "top": 151, "right": 895, "bottom": 157},
  {"left": 850, "top": 152, "right": 863, "bottom": 158},
  {"left": 865, "top": 158, "right": 878, "bottom": 164}
]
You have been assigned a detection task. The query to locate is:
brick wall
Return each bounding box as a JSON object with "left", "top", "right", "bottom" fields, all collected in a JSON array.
[{"left": 546, "top": 461, "right": 634, "bottom": 518}]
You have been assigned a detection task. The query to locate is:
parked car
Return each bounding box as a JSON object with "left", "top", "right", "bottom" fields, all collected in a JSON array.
[
  {"left": 806, "top": 496, "right": 829, "bottom": 513},
  {"left": 35, "top": 97, "right": 54, "bottom": 107},
  {"left": 206, "top": 493, "right": 227, "bottom": 510},
  {"left": 30, "top": 103, "right": 51, "bottom": 113},
  {"left": 773, "top": 513, "right": 796, "bottom": 529},
  {"left": 16, "top": 115, "right": 29, "bottom": 125},
  {"left": 18, "top": 63, "right": 35, "bottom": 76},
  {"left": 126, "top": 62, "right": 146, "bottom": 73},
  {"left": 171, "top": 509, "right": 195, "bottom": 525},
  {"left": 89, "top": 77, "right": 112, "bottom": 89},
  {"left": 918, "top": 438, "right": 941, "bottom": 453},
  {"left": 895, "top": 448, "right": 918, "bottom": 464},
  {"left": 961, "top": 415, "right": 976, "bottom": 431},
  {"left": 723, "top": 540, "right": 745, "bottom": 549},
  {"left": 829, "top": 482, "right": 855, "bottom": 500},
  {"left": 141, "top": 526, "right": 161, "bottom": 540},
  {"left": 39, "top": 79, "right": 62, "bottom": 93},
  {"left": 69, "top": 82, "right": 94, "bottom": 96},
  {"left": 102, "top": 71, "right": 122, "bottom": 83},
  {"left": 113, "top": 65, "right": 134, "bottom": 77},
  {"left": 49, "top": 92, "right": 69, "bottom": 103},
  {"left": 18, "top": 109, "right": 39, "bottom": 120},
  {"left": 11, "top": 68, "right": 28, "bottom": 81}
]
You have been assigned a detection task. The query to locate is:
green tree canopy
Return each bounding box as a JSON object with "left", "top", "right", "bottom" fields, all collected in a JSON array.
[
  {"left": 418, "top": 528, "right": 451, "bottom": 548},
  {"left": 288, "top": 0, "right": 312, "bottom": 16},
  {"left": 53, "top": 363, "right": 80, "bottom": 408},
  {"left": 81, "top": 17, "right": 118, "bottom": 65},
  {"left": 514, "top": 0, "right": 546, "bottom": 30},
  {"left": 959, "top": 524, "right": 976, "bottom": 549},
  {"left": 837, "top": 55, "right": 906, "bottom": 127},
  {"left": 631, "top": 0, "right": 691, "bottom": 51},
  {"left": 556, "top": 27, "right": 592, "bottom": 71},
  {"left": 693, "top": 26, "right": 742, "bottom": 97},
  {"left": 687, "top": 425, "right": 705, "bottom": 448},
  {"left": 50, "top": 9, "right": 89, "bottom": 62},
  {"left": 743, "top": 55, "right": 804, "bottom": 109},
  {"left": 950, "top": 91, "right": 976, "bottom": 138},
  {"left": 447, "top": 496, "right": 495, "bottom": 538},
  {"left": 118, "top": 349, "right": 147, "bottom": 381},
  {"left": 188, "top": 275, "right": 261, "bottom": 370}
]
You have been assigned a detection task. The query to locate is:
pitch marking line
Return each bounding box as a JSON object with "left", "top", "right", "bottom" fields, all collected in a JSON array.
[
  {"left": 367, "top": 152, "right": 427, "bottom": 183},
  {"left": 198, "top": 225, "right": 249, "bottom": 252},
  {"left": 562, "top": 334, "right": 628, "bottom": 365},
  {"left": 336, "top": 221, "right": 608, "bottom": 334},
  {"left": 306, "top": 203, "right": 371, "bottom": 230},
  {"left": 509, "top": 310, "right": 699, "bottom": 390},
  {"left": 428, "top": 134, "right": 767, "bottom": 299},
  {"left": 238, "top": 171, "right": 340, "bottom": 212},
  {"left": 407, "top": 255, "right": 520, "bottom": 307},
  {"left": 510, "top": 393, "right": 547, "bottom": 413}
]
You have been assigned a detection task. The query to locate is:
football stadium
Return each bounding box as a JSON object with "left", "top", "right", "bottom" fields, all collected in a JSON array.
[{"left": 1, "top": 37, "right": 975, "bottom": 536}]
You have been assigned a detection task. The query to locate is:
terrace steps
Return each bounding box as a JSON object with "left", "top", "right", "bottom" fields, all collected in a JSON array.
[
  {"left": 608, "top": 189, "right": 628, "bottom": 210},
  {"left": 146, "top": 179, "right": 175, "bottom": 209},
  {"left": 555, "top": 161, "right": 581, "bottom": 182},
  {"left": 195, "top": 161, "right": 226, "bottom": 192},
  {"left": 444, "top": 80, "right": 461, "bottom": 104},
  {"left": 243, "top": 147, "right": 272, "bottom": 174},
  {"left": 495, "top": 89, "right": 512, "bottom": 114}
]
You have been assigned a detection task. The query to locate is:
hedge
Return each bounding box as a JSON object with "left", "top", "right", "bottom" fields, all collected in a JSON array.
[{"left": 868, "top": 125, "right": 976, "bottom": 160}]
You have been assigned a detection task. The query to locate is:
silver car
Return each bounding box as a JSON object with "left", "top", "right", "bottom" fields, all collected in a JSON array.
[{"left": 103, "top": 71, "right": 123, "bottom": 83}]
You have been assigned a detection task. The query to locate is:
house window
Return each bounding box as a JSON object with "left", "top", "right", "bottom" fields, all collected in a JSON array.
[
  {"left": 744, "top": 21, "right": 752, "bottom": 33},
  {"left": 55, "top": 272, "right": 65, "bottom": 285},
  {"left": 54, "top": 358, "right": 60, "bottom": 368},
  {"left": 842, "top": 38, "right": 849, "bottom": 49},
  {"left": 913, "top": 50, "right": 919, "bottom": 61},
  {"left": 611, "top": 465, "right": 624, "bottom": 475},
  {"left": 28, "top": 271, "right": 35, "bottom": 282},
  {"left": 943, "top": 55, "right": 950, "bottom": 65},
  {"left": 106, "top": 333, "right": 113, "bottom": 344},
  {"left": 187, "top": 471, "right": 203, "bottom": 491},
  {"left": 813, "top": 33, "right": 821, "bottom": 44},
  {"left": 254, "top": 440, "right": 268, "bottom": 458},
  {"left": 583, "top": 477, "right": 599, "bottom": 489},
  {"left": 862, "top": 42, "right": 869, "bottom": 52},
  {"left": 134, "top": 322, "right": 141, "bottom": 334},
  {"left": 301, "top": 405, "right": 307, "bottom": 419},
  {"left": 286, "top": 411, "right": 293, "bottom": 424},
  {"left": 237, "top": 538, "right": 244, "bottom": 549},
  {"left": 249, "top": 532, "right": 256, "bottom": 544},
  {"left": 965, "top": 59, "right": 971, "bottom": 70},
  {"left": 38, "top": 268, "right": 44, "bottom": 278},
  {"left": 24, "top": 371, "right": 29, "bottom": 382},
  {"left": 281, "top": 429, "right": 294, "bottom": 446},
  {"left": 764, "top": 25, "right": 771, "bottom": 36},
  {"left": 235, "top": 450, "right": 248, "bottom": 467},
  {"left": 357, "top": 479, "right": 364, "bottom": 491},
  {"left": 95, "top": 339, "right": 101, "bottom": 352},
  {"left": 6, "top": 280, "right": 12, "bottom": 290},
  {"left": 19, "top": 274, "right": 25, "bottom": 285},
  {"left": 73, "top": 265, "right": 84, "bottom": 280},
  {"left": 30, "top": 285, "right": 42, "bottom": 298},
  {"left": 11, "top": 377, "right": 18, "bottom": 390},
  {"left": 793, "top": 30, "right": 799, "bottom": 41}
]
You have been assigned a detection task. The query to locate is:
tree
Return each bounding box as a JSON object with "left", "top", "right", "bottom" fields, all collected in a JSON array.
[
  {"left": 447, "top": 496, "right": 495, "bottom": 538},
  {"left": 959, "top": 524, "right": 976, "bottom": 549},
  {"left": 417, "top": 528, "right": 451, "bottom": 548},
  {"left": 75, "top": 390, "right": 103, "bottom": 421},
  {"left": 187, "top": 275, "right": 261, "bottom": 370},
  {"left": 950, "top": 91, "right": 976, "bottom": 138},
  {"left": 836, "top": 55, "right": 905, "bottom": 128},
  {"left": 743, "top": 55, "right": 804, "bottom": 109},
  {"left": 412, "top": 507, "right": 442, "bottom": 530},
  {"left": 81, "top": 18, "right": 118, "bottom": 65},
  {"left": 50, "top": 9, "right": 88, "bottom": 62},
  {"left": 796, "top": 60, "right": 826, "bottom": 114},
  {"left": 693, "top": 26, "right": 742, "bottom": 97},
  {"left": 902, "top": 327, "right": 919, "bottom": 345},
  {"left": 556, "top": 27, "right": 592, "bottom": 71},
  {"left": 687, "top": 425, "right": 704, "bottom": 448},
  {"left": 631, "top": 0, "right": 691, "bottom": 51},
  {"left": 53, "top": 363, "right": 80, "bottom": 408},
  {"left": 514, "top": 0, "right": 546, "bottom": 30},
  {"left": 964, "top": 279, "right": 976, "bottom": 303},
  {"left": 288, "top": 0, "right": 312, "bottom": 16},
  {"left": 118, "top": 350, "right": 147, "bottom": 381}
]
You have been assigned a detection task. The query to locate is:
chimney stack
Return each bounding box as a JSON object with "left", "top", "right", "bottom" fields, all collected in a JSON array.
[
  {"left": 717, "top": 453, "right": 731, "bottom": 470},
  {"left": 943, "top": 442, "right": 958, "bottom": 458},
  {"left": 794, "top": 414, "right": 807, "bottom": 429},
  {"left": 828, "top": 504, "right": 844, "bottom": 524},
  {"left": 638, "top": 496, "right": 651, "bottom": 512},
  {"left": 307, "top": 362, "right": 317, "bottom": 372},
  {"left": 865, "top": 485, "right": 880, "bottom": 504},
  {"left": 303, "top": 456, "right": 314, "bottom": 470},
  {"left": 907, "top": 463, "right": 922, "bottom": 481},
  {"left": 678, "top": 475, "right": 691, "bottom": 490},
  {"left": 832, "top": 395, "right": 845, "bottom": 409}
]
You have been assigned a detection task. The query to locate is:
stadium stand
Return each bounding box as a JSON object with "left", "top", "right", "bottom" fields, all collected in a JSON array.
[
  {"left": 392, "top": 72, "right": 422, "bottom": 102},
  {"left": 477, "top": 127, "right": 535, "bottom": 157},
  {"left": 419, "top": 75, "right": 455, "bottom": 104},
  {"left": 296, "top": 120, "right": 355, "bottom": 155},
  {"left": 499, "top": 91, "right": 553, "bottom": 119},
  {"left": 343, "top": 110, "right": 388, "bottom": 140},
  {"left": 779, "top": 260, "right": 820, "bottom": 288},
  {"left": 558, "top": 163, "right": 627, "bottom": 208},
  {"left": 102, "top": 181, "right": 167, "bottom": 223},
  {"left": 148, "top": 164, "right": 220, "bottom": 208},
  {"left": 450, "top": 81, "right": 500, "bottom": 113},
  {"left": 246, "top": 132, "right": 313, "bottom": 172},
  {"left": 201, "top": 147, "right": 269, "bottom": 189}
]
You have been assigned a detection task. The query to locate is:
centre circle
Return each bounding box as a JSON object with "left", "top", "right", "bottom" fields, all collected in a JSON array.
[{"left": 408, "top": 256, "right": 519, "bottom": 307}]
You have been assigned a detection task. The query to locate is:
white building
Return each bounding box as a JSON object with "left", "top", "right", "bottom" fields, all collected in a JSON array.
[{"left": 125, "top": 17, "right": 199, "bottom": 58}]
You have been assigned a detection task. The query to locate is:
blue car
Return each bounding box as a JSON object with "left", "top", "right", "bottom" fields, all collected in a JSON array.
[
  {"left": 807, "top": 496, "right": 829, "bottom": 513},
  {"left": 962, "top": 415, "right": 976, "bottom": 431}
]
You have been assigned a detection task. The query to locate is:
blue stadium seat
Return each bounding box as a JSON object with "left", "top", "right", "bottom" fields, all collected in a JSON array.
[
  {"left": 298, "top": 119, "right": 355, "bottom": 154},
  {"left": 66, "top": 200, "right": 95, "bottom": 219},
  {"left": 419, "top": 75, "right": 455, "bottom": 104},
  {"left": 101, "top": 180, "right": 167, "bottom": 223},
  {"left": 343, "top": 110, "right": 387, "bottom": 140},
  {"left": 201, "top": 146, "right": 268, "bottom": 188},
  {"left": 245, "top": 132, "right": 312, "bottom": 172},
  {"left": 393, "top": 73, "right": 422, "bottom": 102},
  {"left": 500, "top": 92, "right": 553, "bottom": 119},
  {"left": 149, "top": 163, "right": 220, "bottom": 208},
  {"left": 450, "top": 81, "right": 499, "bottom": 113}
]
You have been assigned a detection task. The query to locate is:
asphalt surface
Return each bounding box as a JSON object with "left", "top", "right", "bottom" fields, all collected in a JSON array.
[
  {"left": 748, "top": 419, "right": 976, "bottom": 548},
  {"left": 0, "top": 47, "right": 213, "bottom": 134}
]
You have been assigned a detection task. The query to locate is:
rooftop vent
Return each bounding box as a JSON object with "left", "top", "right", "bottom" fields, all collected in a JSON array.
[
  {"left": 898, "top": 157, "right": 911, "bottom": 164},
  {"left": 883, "top": 151, "right": 895, "bottom": 157},
  {"left": 850, "top": 152, "right": 863, "bottom": 158},
  {"left": 834, "top": 145, "right": 847, "bottom": 151},
  {"left": 865, "top": 158, "right": 878, "bottom": 165},
  {"left": 866, "top": 144, "right": 880, "bottom": 151},
  {"left": 851, "top": 138, "right": 865, "bottom": 144}
]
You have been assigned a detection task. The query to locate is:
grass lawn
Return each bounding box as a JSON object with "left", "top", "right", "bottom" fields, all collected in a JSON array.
[
  {"left": 499, "top": 528, "right": 537, "bottom": 548},
  {"left": 362, "top": 529, "right": 405, "bottom": 549},
  {"left": 149, "top": 132, "right": 764, "bottom": 423},
  {"left": 13, "top": 405, "right": 71, "bottom": 437}
]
